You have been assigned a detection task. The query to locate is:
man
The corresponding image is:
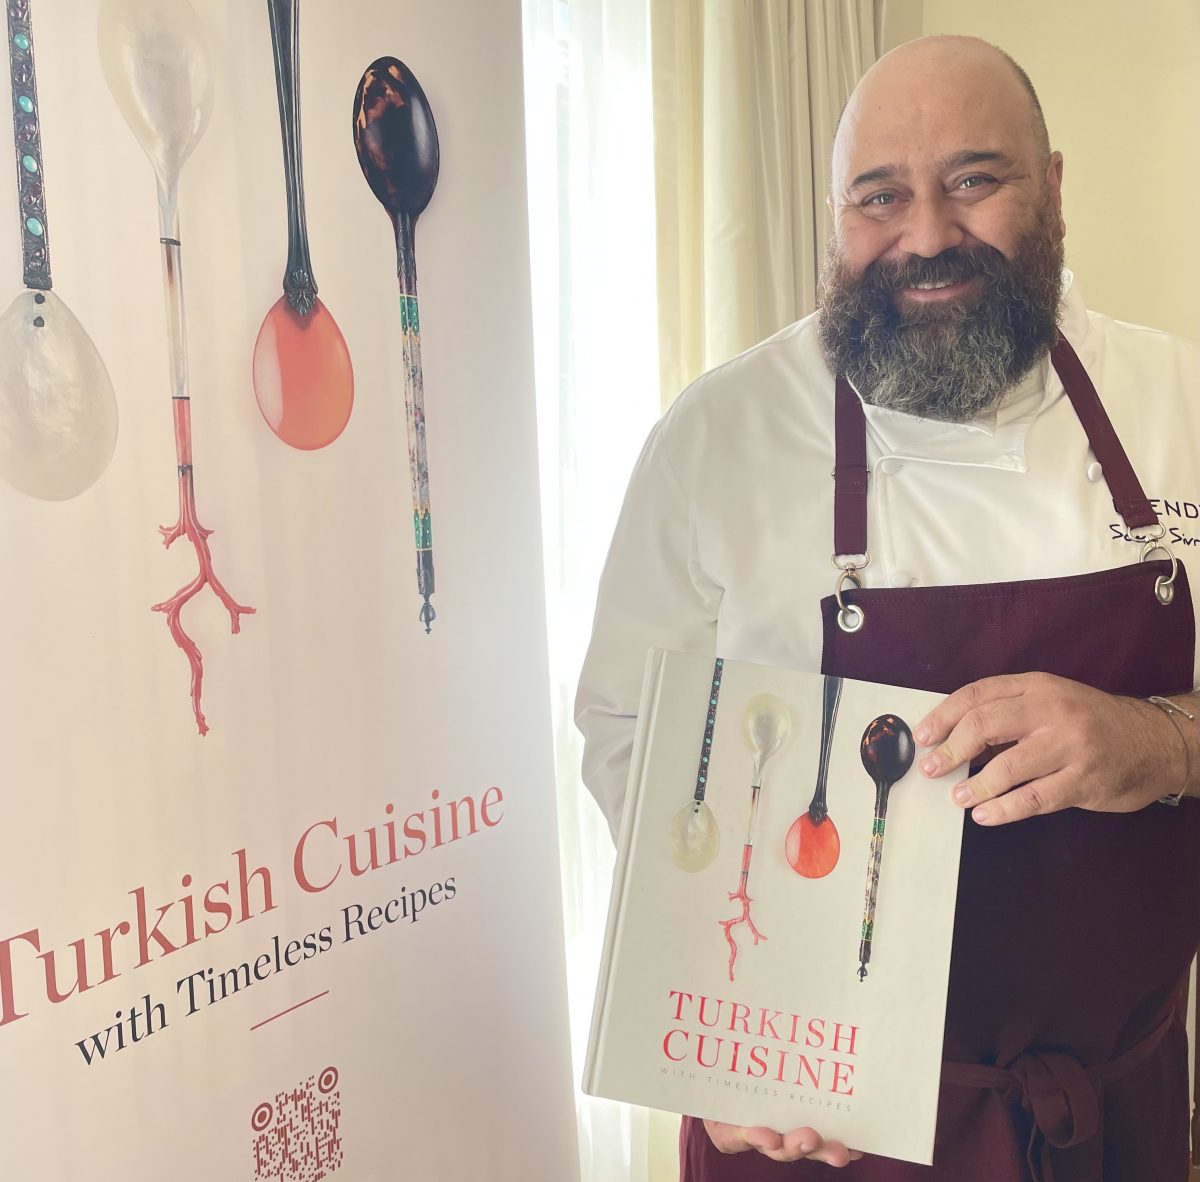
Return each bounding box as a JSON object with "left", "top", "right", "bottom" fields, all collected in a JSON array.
[{"left": 576, "top": 35, "right": 1200, "bottom": 1181}]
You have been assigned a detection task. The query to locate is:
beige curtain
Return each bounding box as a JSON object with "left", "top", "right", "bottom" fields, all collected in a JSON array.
[
  {"left": 523, "top": 2, "right": 671, "bottom": 1180},
  {"left": 651, "top": 0, "right": 920, "bottom": 407}
]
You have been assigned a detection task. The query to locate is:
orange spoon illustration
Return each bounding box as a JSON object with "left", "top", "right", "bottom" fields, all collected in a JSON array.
[
  {"left": 785, "top": 674, "right": 843, "bottom": 878},
  {"left": 252, "top": 0, "right": 353, "bottom": 450}
]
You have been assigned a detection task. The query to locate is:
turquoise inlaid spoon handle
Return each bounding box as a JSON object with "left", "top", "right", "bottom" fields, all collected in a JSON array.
[
  {"left": 857, "top": 785, "right": 889, "bottom": 981},
  {"left": 395, "top": 211, "right": 435, "bottom": 631},
  {"left": 5, "top": 0, "right": 50, "bottom": 290},
  {"left": 693, "top": 658, "right": 724, "bottom": 802}
]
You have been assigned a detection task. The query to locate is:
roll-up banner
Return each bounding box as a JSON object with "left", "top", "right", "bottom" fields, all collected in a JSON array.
[{"left": 0, "top": 1, "right": 579, "bottom": 1178}]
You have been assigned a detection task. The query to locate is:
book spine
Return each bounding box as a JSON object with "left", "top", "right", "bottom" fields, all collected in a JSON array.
[{"left": 582, "top": 646, "right": 669, "bottom": 1094}]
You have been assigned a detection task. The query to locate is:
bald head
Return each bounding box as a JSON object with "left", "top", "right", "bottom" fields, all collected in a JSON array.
[
  {"left": 833, "top": 37, "right": 1051, "bottom": 196},
  {"left": 825, "top": 33, "right": 1065, "bottom": 274}
]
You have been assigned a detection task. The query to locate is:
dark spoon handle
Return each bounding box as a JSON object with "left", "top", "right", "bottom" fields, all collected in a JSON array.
[
  {"left": 266, "top": 0, "right": 316, "bottom": 313},
  {"left": 6, "top": 0, "right": 50, "bottom": 290},
  {"left": 808, "top": 675, "right": 843, "bottom": 823}
]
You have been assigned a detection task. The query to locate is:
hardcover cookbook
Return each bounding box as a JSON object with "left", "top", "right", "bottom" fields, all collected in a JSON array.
[{"left": 585, "top": 649, "right": 969, "bottom": 1165}]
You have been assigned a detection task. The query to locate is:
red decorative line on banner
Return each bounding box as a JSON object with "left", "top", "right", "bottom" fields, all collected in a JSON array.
[{"left": 250, "top": 991, "right": 330, "bottom": 1032}]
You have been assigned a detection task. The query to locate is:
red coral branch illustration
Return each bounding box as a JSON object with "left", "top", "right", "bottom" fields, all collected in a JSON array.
[
  {"left": 719, "top": 843, "right": 766, "bottom": 981},
  {"left": 151, "top": 397, "right": 254, "bottom": 736}
]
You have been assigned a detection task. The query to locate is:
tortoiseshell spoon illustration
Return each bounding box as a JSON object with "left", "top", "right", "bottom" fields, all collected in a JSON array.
[
  {"left": 252, "top": 0, "right": 353, "bottom": 450},
  {"left": 0, "top": 0, "right": 117, "bottom": 501},
  {"left": 99, "top": 0, "right": 254, "bottom": 734},
  {"left": 857, "top": 714, "right": 915, "bottom": 981},
  {"left": 353, "top": 57, "right": 439, "bottom": 632},
  {"left": 720, "top": 693, "right": 790, "bottom": 980},
  {"left": 786, "top": 674, "right": 843, "bottom": 878},
  {"left": 668, "top": 657, "right": 723, "bottom": 872}
]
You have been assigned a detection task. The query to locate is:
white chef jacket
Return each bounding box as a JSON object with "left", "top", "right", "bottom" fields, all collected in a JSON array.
[{"left": 575, "top": 271, "right": 1200, "bottom": 836}]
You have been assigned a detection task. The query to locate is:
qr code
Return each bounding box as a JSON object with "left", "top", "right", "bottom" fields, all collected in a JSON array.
[{"left": 250, "top": 1066, "right": 344, "bottom": 1181}]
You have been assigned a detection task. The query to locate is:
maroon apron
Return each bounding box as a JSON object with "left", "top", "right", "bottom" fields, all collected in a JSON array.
[{"left": 680, "top": 338, "right": 1199, "bottom": 1182}]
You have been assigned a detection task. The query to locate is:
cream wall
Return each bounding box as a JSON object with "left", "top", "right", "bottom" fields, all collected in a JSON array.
[{"left": 923, "top": 0, "right": 1200, "bottom": 344}]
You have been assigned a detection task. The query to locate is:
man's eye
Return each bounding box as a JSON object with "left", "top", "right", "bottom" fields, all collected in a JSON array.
[
  {"left": 863, "top": 192, "right": 895, "bottom": 207},
  {"left": 958, "top": 174, "right": 995, "bottom": 190}
]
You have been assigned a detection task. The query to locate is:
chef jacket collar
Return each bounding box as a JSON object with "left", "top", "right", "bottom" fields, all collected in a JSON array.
[{"left": 852, "top": 270, "right": 1087, "bottom": 466}]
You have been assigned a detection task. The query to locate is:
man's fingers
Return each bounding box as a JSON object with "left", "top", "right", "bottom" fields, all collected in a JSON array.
[
  {"left": 804, "top": 1141, "right": 857, "bottom": 1167},
  {"left": 703, "top": 1121, "right": 860, "bottom": 1167},
  {"left": 764, "top": 1130, "right": 858, "bottom": 1166},
  {"left": 970, "top": 772, "right": 1073, "bottom": 826},
  {"left": 952, "top": 740, "right": 1054, "bottom": 806},
  {"left": 914, "top": 676, "right": 1021, "bottom": 744},
  {"left": 702, "top": 1120, "right": 740, "bottom": 1153},
  {"left": 920, "top": 698, "right": 1031, "bottom": 778},
  {"left": 740, "top": 1126, "right": 784, "bottom": 1155},
  {"left": 775, "top": 1127, "right": 828, "bottom": 1159},
  {"left": 703, "top": 1121, "right": 782, "bottom": 1155}
]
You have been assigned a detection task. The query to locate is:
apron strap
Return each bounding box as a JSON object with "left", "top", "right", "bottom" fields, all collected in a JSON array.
[
  {"left": 833, "top": 375, "right": 869, "bottom": 559},
  {"left": 1050, "top": 336, "right": 1159, "bottom": 533},
  {"left": 831, "top": 334, "right": 1163, "bottom": 559}
]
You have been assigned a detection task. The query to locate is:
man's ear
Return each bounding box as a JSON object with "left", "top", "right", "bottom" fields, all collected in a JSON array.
[{"left": 1046, "top": 151, "right": 1066, "bottom": 238}]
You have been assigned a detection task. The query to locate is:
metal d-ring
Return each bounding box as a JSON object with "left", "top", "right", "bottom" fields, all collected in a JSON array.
[
  {"left": 1125, "top": 522, "right": 1166, "bottom": 544},
  {"left": 835, "top": 567, "right": 865, "bottom": 633},
  {"left": 1140, "top": 540, "right": 1178, "bottom": 606}
]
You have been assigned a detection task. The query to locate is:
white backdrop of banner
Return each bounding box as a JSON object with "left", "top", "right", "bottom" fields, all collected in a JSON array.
[{"left": 0, "top": 2, "right": 579, "bottom": 1179}]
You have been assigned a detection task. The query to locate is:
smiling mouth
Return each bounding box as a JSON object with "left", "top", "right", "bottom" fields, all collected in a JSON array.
[{"left": 897, "top": 276, "right": 980, "bottom": 302}]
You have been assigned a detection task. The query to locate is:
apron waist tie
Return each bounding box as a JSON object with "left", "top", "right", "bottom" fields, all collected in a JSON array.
[{"left": 941, "top": 1009, "right": 1175, "bottom": 1182}]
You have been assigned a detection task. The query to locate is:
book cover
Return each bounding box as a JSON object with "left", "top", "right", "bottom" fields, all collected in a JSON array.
[{"left": 584, "top": 648, "right": 969, "bottom": 1166}]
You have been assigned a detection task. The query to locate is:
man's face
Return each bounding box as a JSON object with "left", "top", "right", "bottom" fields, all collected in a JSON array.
[{"left": 818, "top": 43, "right": 1066, "bottom": 421}]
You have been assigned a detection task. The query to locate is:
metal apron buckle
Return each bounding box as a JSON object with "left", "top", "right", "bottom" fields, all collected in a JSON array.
[
  {"left": 1139, "top": 538, "right": 1178, "bottom": 606},
  {"left": 832, "top": 553, "right": 869, "bottom": 633}
]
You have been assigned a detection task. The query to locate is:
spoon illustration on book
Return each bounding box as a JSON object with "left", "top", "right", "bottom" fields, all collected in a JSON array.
[
  {"left": 252, "top": 0, "right": 353, "bottom": 450},
  {"left": 352, "top": 56, "right": 439, "bottom": 632},
  {"left": 720, "top": 693, "right": 790, "bottom": 980},
  {"left": 99, "top": 0, "right": 255, "bottom": 734},
  {"left": 668, "top": 657, "right": 724, "bottom": 872},
  {"left": 0, "top": 0, "right": 118, "bottom": 501},
  {"left": 785, "top": 674, "right": 843, "bottom": 878},
  {"left": 856, "top": 713, "right": 915, "bottom": 981}
]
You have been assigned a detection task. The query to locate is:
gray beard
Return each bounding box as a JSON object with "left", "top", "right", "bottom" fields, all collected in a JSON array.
[{"left": 816, "top": 206, "right": 1064, "bottom": 423}]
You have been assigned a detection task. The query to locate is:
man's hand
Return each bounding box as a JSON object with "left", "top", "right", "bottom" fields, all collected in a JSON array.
[
  {"left": 914, "top": 672, "right": 1195, "bottom": 825},
  {"left": 703, "top": 1120, "right": 862, "bottom": 1166}
]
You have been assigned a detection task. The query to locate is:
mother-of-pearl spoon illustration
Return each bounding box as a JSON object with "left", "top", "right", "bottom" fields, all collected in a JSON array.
[
  {"left": 0, "top": 0, "right": 118, "bottom": 501},
  {"left": 668, "top": 657, "right": 724, "bottom": 872}
]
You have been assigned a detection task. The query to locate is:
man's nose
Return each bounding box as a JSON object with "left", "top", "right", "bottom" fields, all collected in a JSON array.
[{"left": 896, "top": 197, "right": 965, "bottom": 259}]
